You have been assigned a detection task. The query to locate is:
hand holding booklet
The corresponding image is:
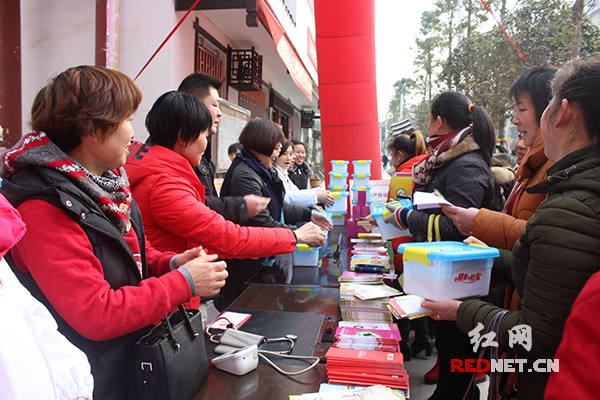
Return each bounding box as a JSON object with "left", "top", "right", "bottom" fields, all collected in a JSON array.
[
  {"left": 388, "top": 295, "right": 434, "bottom": 320},
  {"left": 413, "top": 191, "right": 453, "bottom": 210},
  {"left": 344, "top": 283, "right": 402, "bottom": 300}
]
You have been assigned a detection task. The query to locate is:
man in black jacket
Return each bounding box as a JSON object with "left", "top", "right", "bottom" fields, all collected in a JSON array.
[{"left": 178, "top": 73, "right": 267, "bottom": 224}]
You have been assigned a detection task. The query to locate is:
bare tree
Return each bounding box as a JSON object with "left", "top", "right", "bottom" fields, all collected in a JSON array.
[{"left": 571, "top": 0, "right": 584, "bottom": 57}]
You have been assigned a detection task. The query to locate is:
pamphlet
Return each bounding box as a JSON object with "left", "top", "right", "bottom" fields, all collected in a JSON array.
[
  {"left": 413, "top": 191, "right": 453, "bottom": 210},
  {"left": 206, "top": 311, "right": 252, "bottom": 330},
  {"left": 388, "top": 295, "right": 434, "bottom": 320}
]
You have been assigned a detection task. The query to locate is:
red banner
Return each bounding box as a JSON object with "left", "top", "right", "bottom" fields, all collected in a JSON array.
[{"left": 258, "top": 0, "right": 313, "bottom": 101}]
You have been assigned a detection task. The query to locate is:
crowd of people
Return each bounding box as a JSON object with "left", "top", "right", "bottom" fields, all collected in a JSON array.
[
  {"left": 1, "top": 57, "right": 599, "bottom": 400},
  {"left": 0, "top": 67, "right": 328, "bottom": 399}
]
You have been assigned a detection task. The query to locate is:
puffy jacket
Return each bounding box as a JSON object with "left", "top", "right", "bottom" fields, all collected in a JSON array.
[
  {"left": 471, "top": 129, "right": 553, "bottom": 249},
  {"left": 289, "top": 161, "right": 311, "bottom": 189},
  {"left": 407, "top": 148, "right": 495, "bottom": 242},
  {"left": 545, "top": 270, "right": 600, "bottom": 399},
  {"left": 0, "top": 166, "right": 188, "bottom": 400},
  {"left": 221, "top": 148, "right": 312, "bottom": 228},
  {"left": 457, "top": 144, "right": 600, "bottom": 400},
  {"left": 217, "top": 148, "right": 312, "bottom": 311},
  {"left": 125, "top": 142, "right": 297, "bottom": 257}
]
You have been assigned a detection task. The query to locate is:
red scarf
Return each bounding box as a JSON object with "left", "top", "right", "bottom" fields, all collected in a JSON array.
[
  {"left": 1, "top": 132, "right": 132, "bottom": 235},
  {"left": 412, "top": 126, "right": 472, "bottom": 185}
]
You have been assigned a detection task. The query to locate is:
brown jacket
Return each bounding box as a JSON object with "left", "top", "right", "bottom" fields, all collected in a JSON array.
[{"left": 471, "top": 129, "right": 553, "bottom": 250}]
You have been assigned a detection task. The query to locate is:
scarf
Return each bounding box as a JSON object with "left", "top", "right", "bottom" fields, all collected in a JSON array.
[
  {"left": 1, "top": 132, "right": 132, "bottom": 235},
  {"left": 412, "top": 126, "right": 477, "bottom": 185},
  {"left": 289, "top": 160, "right": 311, "bottom": 176}
]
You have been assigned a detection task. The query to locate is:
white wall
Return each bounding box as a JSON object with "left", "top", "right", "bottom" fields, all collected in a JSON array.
[
  {"left": 119, "top": 0, "right": 179, "bottom": 141},
  {"left": 21, "top": 0, "right": 95, "bottom": 133},
  {"left": 19, "top": 0, "right": 197, "bottom": 142},
  {"left": 267, "top": 0, "right": 318, "bottom": 83}
]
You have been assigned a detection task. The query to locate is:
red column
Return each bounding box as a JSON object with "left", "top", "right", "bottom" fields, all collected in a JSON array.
[
  {"left": 314, "top": 0, "right": 381, "bottom": 180},
  {"left": 0, "top": 0, "right": 22, "bottom": 148}
]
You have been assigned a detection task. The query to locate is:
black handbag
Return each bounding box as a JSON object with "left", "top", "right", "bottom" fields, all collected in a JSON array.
[{"left": 130, "top": 305, "right": 208, "bottom": 400}]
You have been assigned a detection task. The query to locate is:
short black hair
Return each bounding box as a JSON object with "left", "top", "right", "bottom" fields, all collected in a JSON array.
[
  {"left": 509, "top": 66, "right": 558, "bottom": 125},
  {"left": 239, "top": 118, "right": 285, "bottom": 156},
  {"left": 290, "top": 139, "right": 306, "bottom": 150},
  {"left": 145, "top": 91, "right": 212, "bottom": 149},
  {"left": 228, "top": 142, "right": 243, "bottom": 154},
  {"left": 280, "top": 141, "right": 293, "bottom": 155},
  {"left": 178, "top": 73, "right": 222, "bottom": 100}
]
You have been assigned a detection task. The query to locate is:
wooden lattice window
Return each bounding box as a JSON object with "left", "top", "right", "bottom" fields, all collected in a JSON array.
[{"left": 193, "top": 23, "right": 224, "bottom": 94}]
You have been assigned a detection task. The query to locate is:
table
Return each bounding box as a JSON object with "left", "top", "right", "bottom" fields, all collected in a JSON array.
[
  {"left": 195, "top": 284, "right": 340, "bottom": 398},
  {"left": 229, "top": 285, "right": 340, "bottom": 318},
  {"left": 246, "top": 226, "right": 351, "bottom": 287},
  {"left": 192, "top": 363, "right": 328, "bottom": 400}
]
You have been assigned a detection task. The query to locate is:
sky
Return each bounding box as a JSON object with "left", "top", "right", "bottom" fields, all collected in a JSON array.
[{"left": 375, "top": 0, "right": 434, "bottom": 120}]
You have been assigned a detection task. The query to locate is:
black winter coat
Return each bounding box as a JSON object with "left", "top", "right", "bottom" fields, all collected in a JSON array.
[
  {"left": 408, "top": 150, "right": 495, "bottom": 241},
  {"left": 1, "top": 166, "right": 148, "bottom": 400},
  {"left": 457, "top": 144, "right": 600, "bottom": 400}
]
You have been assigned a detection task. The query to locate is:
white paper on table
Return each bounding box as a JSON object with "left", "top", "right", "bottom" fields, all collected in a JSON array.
[{"left": 413, "top": 191, "right": 453, "bottom": 210}]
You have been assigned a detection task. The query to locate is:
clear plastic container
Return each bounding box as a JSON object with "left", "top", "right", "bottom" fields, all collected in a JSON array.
[
  {"left": 325, "top": 191, "right": 350, "bottom": 212},
  {"left": 352, "top": 173, "right": 371, "bottom": 188},
  {"left": 328, "top": 171, "right": 349, "bottom": 188},
  {"left": 331, "top": 211, "right": 347, "bottom": 225},
  {"left": 292, "top": 244, "right": 320, "bottom": 266},
  {"left": 397, "top": 241, "right": 500, "bottom": 301},
  {"left": 351, "top": 185, "right": 372, "bottom": 204},
  {"left": 371, "top": 200, "right": 412, "bottom": 241},
  {"left": 330, "top": 160, "right": 349, "bottom": 174},
  {"left": 352, "top": 160, "right": 372, "bottom": 175}
]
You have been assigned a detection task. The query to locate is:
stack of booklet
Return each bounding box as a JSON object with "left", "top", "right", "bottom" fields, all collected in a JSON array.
[
  {"left": 325, "top": 346, "right": 409, "bottom": 393},
  {"left": 387, "top": 295, "right": 434, "bottom": 320},
  {"left": 334, "top": 321, "right": 402, "bottom": 353},
  {"left": 349, "top": 253, "right": 392, "bottom": 273},
  {"left": 290, "top": 384, "right": 406, "bottom": 400},
  {"left": 339, "top": 280, "right": 401, "bottom": 323}
]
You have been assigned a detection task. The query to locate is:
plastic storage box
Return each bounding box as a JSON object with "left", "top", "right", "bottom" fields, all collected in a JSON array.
[
  {"left": 325, "top": 191, "right": 350, "bottom": 212},
  {"left": 352, "top": 160, "right": 372, "bottom": 175},
  {"left": 314, "top": 211, "right": 332, "bottom": 242},
  {"left": 330, "top": 160, "right": 349, "bottom": 173},
  {"left": 397, "top": 241, "right": 500, "bottom": 301},
  {"left": 352, "top": 173, "right": 371, "bottom": 188},
  {"left": 351, "top": 186, "right": 372, "bottom": 204},
  {"left": 331, "top": 211, "right": 347, "bottom": 225},
  {"left": 371, "top": 200, "right": 412, "bottom": 241},
  {"left": 328, "top": 171, "right": 349, "bottom": 188},
  {"left": 293, "top": 244, "right": 320, "bottom": 266}
]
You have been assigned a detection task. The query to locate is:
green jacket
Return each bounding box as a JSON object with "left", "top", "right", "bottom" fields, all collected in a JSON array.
[{"left": 457, "top": 144, "right": 600, "bottom": 400}]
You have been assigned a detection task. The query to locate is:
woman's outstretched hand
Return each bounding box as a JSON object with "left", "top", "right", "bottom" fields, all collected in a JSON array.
[
  {"left": 421, "top": 299, "right": 462, "bottom": 321},
  {"left": 441, "top": 204, "right": 479, "bottom": 236},
  {"left": 294, "top": 222, "right": 326, "bottom": 247}
]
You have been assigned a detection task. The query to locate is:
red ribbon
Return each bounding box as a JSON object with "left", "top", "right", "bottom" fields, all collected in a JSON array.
[
  {"left": 479, "top": 0, "right": 531, "bottom": 68},
  {"left": 134, "top": 0, "right": 202, "bottom": 81}
]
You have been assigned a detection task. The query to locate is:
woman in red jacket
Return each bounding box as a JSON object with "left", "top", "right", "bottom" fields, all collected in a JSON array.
[
  {"left": 387, "top": 129, "right": 428, "bottom": 175},
  {"left": 386, "top": 129, "right": 428, "bottom": 272},
  {"left": 125, "top": 92, "right": 326, "bottom": 309},
  {"left": 0, "top": 66, "right": 228, "bottom": 399}
]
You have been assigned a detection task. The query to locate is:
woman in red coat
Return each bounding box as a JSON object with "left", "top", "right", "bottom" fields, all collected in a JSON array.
[
  {"left": 386, "top": 129, "right": 428, "bottom": 273},
  {"left": 388, "top": 130, "right": 428, "bottom": 176}
]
